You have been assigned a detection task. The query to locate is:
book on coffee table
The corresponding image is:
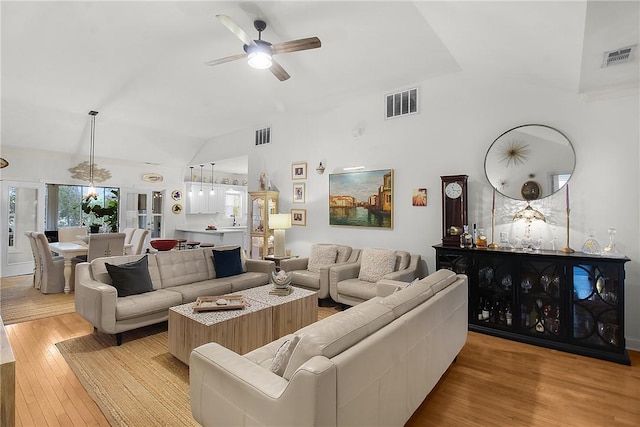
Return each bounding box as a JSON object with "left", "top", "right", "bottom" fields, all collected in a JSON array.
[{"left": 269, "top": 286, "right": 293, "bottom": 296}]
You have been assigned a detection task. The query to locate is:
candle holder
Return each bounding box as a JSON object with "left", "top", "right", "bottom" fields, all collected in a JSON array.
[
  {"left": 488, "top": 208, "right": 499, "bottom": 249},
  {"left": 561, "top": 208, "right": 575, "bottom": 253}
]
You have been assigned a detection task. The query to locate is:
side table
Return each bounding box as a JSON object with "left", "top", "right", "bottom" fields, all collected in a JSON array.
[{"left": 264, "top": 254, "right": 297, "bottom": 268}]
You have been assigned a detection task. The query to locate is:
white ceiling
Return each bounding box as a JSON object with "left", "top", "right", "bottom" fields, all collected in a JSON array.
[{"left": 2, "top": 1, "right": 638, "bottom": 173}]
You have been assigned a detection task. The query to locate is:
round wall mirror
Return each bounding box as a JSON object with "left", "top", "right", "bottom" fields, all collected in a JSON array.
[{"left": 484, "top": 124, "right": 576, "bottom": 200}]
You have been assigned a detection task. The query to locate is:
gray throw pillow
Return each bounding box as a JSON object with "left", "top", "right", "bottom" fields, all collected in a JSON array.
[
  {"left": 105, "top": 255, "right": 155, "bottom": 297},
  {"left": 269, "top": 335, "right": 301, "bottom": 377}
]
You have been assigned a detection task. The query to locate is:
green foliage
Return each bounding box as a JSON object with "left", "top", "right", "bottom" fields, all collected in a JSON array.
[{"left": 81, "top": 189, "right": 119, "bottom": 232}]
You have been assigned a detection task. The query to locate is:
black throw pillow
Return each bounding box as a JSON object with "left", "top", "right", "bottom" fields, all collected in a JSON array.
[
  {"left": 212, "top": 247, "right": 244, "bottom": 278},
  {"left": 105, "top": 255, "right": 155, "bottom": 297}
]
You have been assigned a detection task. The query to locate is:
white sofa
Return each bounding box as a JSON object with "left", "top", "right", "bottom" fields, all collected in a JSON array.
[
  {"left": 75, "top": 246, "right": 275, "bottom": 345},
  {"left": 330, "top": 248, "right": 421, "bottom": 306},
  {"left": 190, "top": 269, "right": 468, "bottom": 427},
  {"left": 279, "top": 243, "right": 360, "bottom": 300}
]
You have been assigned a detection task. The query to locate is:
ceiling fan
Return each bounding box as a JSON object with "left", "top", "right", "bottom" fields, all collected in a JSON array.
[{"left": 205, "top": 15, "right": 321, "bottom": 81}]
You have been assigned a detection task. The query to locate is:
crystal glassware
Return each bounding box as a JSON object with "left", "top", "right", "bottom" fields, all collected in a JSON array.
[
  {"left": 581, "top": 228, "right": 602, "bottom": 255},
  {"left": 521, "top": 277, "right": 532, "bottom": 293},
  {"left": 603, "top": 228, "right": 623, "bottom": 257}
]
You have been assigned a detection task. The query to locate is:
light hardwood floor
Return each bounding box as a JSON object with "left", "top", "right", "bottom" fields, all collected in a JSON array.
[{"left": 5, "top": 307, "right": 640, "bottom": 426}]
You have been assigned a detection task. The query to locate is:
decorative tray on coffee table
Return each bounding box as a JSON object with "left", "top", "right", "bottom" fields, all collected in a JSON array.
[{"left": 193, "top": 295, "right": 247, "bottom": 312}]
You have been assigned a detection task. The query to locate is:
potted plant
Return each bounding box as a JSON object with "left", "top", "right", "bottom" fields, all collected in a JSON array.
[{"left": 81, "top": 189, "right": 119, "bottom": 233}]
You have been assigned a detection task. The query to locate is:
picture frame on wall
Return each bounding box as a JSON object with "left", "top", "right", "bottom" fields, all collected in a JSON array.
[
  {"left": 412, "top": 188, "right": 427, "bottom": 206},
  {"left": 293, "top": 182, "right": 306, "bottom": 203},
  {"left": 329, "top": 169, "right": 393, "bottom": 228},
  {"left": 292, "top": 162, "right": 307, "bottom": 180},
  {"left": 291, "top": 209, "right": 306, "bottom": 226}
]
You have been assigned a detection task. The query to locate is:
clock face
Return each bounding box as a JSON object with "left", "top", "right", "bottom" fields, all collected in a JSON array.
[{"left": 445, "top": 182, "right": 463, "bottom": 199}]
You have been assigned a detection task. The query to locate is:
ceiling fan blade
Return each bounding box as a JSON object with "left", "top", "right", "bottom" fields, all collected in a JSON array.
[
  {"left": 216, "top": 14, "right": 255, "bottom": 46},
  {"left": 269, "top": 60, "right": 290, "bottom": 81},
  {"left": 204, "top": 53, "right": 247, "bottom": 67},
  {"left": 272, "top": 37, "right": 321, "bottom": 55}
]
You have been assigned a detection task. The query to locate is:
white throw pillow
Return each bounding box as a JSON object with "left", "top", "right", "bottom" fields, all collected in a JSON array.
[
  {"left": 307, "top": 244, "right": 338, "bottom": 273},
  {"left": 358, "top": 249, "right": 397, "bottom": 283},
  {"left": 269, "top": 335, "right": 300, "bottom": 377}
]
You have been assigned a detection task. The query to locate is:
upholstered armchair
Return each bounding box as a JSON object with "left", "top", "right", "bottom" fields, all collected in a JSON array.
[
  {"left": 280, "top": 243, "right": 360, "bottom": 300},
  {"left": 329, "top": 248, "right": 421, "bottom": 306}
]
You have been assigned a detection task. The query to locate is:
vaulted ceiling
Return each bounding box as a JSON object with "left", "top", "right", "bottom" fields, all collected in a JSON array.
[{"left": 2, "top": 1, "right": 638, "bottom": 173}]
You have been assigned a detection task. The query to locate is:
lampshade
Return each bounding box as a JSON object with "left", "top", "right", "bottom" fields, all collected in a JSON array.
[
  {"left": 248, "top": 51, "right": 272, "bottom": 69},
  {"left": 269, "top": 213, "right": 291, "bottom": 230}
]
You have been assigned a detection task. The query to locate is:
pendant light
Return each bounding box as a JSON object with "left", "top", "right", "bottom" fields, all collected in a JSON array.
[
  {"left": 85, "top": 111, "right": 99, "bottom": 200},
  {"left": 188, "top": 166, "right": 194, "bottom": 194},
  {"left": 199, "top": 164, "right": 204, "bottom": 195},
  {"left": 210, "top": 163, "right": 215, "bottom": 195}
]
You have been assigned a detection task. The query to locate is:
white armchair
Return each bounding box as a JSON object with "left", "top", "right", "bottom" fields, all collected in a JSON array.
[
  {"left": 329, "top": 248, "right": 421, "bottom": 306},
  {"left": 280, "top": 244, "right": 360, "bottom": 300}
]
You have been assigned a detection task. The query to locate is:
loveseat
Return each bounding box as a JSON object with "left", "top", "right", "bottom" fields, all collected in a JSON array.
[
  {"left": 75, "top": 246, "right": 275, "bottom": 345},
  {"left": 190, "top": 269, "right": 468, "bottom": 427},
  {"left": 329, "top": 248, "right": 421, "bottom": 306},
  {"left": 279, "top": 243, "right": 360, "bottom": 300}
]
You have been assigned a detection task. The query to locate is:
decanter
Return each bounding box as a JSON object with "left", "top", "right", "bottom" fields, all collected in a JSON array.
[
  {"left": 602, "top": 228, "right": 623, "bottom": 257},
  {"left": 581, "top": 228, "right": 601, "bottom": 255}
]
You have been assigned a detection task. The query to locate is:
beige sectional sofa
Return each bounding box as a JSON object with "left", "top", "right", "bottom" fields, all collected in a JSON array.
[
  {"left": 75, "top": 246, "right": 275, "bottom": 345},
  {"left": 279, "top": 243, "right": 360, "bottom": 299},
  {"left": 190, "top": 269, "right": 468, "bottom": 427}
]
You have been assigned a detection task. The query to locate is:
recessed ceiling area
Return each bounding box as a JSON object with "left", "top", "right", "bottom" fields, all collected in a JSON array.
[{"left": 1, "top": 1, "right": 638, "bottom": 173}]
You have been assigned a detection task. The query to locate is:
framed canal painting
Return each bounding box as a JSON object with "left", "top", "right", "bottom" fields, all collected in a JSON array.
[{"left": 329, "top": 169, "right": 393, "bottom": 228}]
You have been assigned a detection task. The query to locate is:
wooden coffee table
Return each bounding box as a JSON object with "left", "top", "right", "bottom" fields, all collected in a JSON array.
[{"left": 168, "top": 285, "right": 317, "bottom": 365}]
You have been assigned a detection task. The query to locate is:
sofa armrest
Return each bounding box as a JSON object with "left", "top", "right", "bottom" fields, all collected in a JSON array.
[
  {"left": 376, "top": 279, "right": 410, "bottom": 297},
  {"left": 280, "top": 257, "right": 309, "bottom": 272},
  {"left": 245, "top": 259, "right": 276, "bottom": 275},
  {"left": 329, "top": 262, "right": 361, "bottom": 301},
  {"left": 74, "top": 262, "right": 118, "bottom": 334},
  {"left": 190, "top": 343, "right": 336, "bottom": 427}
]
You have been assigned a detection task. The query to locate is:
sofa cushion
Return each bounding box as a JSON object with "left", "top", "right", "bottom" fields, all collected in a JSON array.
[
  {"left": 105, "top": 255, "right": 155, "bottom": 297},
  {"left": 395, "top": 251, "right": 411, "bottom": 271},
  {"left": 156, "top": 249, "right": 210, "bottom": 288},
  {"left": 166, "top": 279, "right": 232, "bottom": 303},
  {"left": 290, "top": 270, "right": 320, "bottom": 290},
  {"left": 115, "top": 288, "right": 183, "bottom": 321},
  {"left": 335, "top": 245, "right": 353, "bottom": 263},
  {"left": 228, "top": 272, "right": 270, "bottom": 292},
  {"left": 358, "top": 249, "right": 396, "bottom": 282},
  {"left": 336, "top": 278, "right": 377, "bottom": 301},
  {"left": 307, "top": 244, "right": 338, "bottom": 273},
  {"left": 212, "top": 246, "right": 244, "bottom": 278},
  {"left": 282, "top": 299, "right": 394, "bottom": 380},
  {"left": 379, "top": 269, "right": 457, "bottom": 317},
  {"left": 269, "top": 335, "right": 301, "bottom": 376}
]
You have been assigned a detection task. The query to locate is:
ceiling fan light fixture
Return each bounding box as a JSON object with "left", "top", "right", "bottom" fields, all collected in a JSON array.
[{"left": 248, "top": 50, "right": 272, "bottom": 69}]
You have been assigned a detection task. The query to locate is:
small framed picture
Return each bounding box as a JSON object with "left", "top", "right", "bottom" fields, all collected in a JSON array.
[
  {"left": 293, "top": 182, "right": 306, "bottom": 203},
  {"left": 292, "top": 162, "right": 307, "bottom": 180},
  {"left": 291, "top": 209, "right": 306, "bottom": 226},
  {"left": 412, "top": 188, "right": 427, "bottom": 206}
]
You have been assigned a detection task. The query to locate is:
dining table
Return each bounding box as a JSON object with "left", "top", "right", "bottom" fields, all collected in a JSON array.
[{"left": 49, "top": 241, "right": 88, "bottom": 294}]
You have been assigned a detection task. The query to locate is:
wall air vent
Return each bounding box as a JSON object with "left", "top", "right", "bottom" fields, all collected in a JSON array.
[
  {"left": 602, "top": 45, "right": 637, "bottom": 68},
  {"left": 385, "top": 88, "right": 418, "bottom": 119},
  {"left": 255, "top": 126, "right": 271, "bottom": 146}
]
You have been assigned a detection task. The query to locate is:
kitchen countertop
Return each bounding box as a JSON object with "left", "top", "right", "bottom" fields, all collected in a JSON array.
[{"left": 175, "top": 226, "right": 246, "bottom": 234}]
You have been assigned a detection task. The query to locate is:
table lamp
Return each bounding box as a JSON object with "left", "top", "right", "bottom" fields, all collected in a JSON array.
[{"left": 269, "top": 213, "right": 292, "bottom": 257}]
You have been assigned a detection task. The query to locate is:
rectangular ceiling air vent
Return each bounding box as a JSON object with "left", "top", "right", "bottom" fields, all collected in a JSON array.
[
  {"left": 602, "top": 45, "right": 637, "bottom": 68},
  {"left": 385, "top": 88, "right": 418, "bottom": 119},
  {"left": 255, "top": 126, "right": 271, "bottom": 146}
]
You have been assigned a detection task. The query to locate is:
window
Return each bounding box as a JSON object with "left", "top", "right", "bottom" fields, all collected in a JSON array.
[{"left": 47, "top": 184, "right": 119, "bottom": 231}]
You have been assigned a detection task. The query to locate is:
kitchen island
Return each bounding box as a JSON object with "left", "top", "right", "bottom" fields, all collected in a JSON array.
[{"left": 174, "top": 226, "right": 247, "bottom": 249}]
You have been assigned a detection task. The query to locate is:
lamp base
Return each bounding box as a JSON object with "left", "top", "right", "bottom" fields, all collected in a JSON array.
[{"left": 273, "top": 229, "right": 287, "bottom": 257}]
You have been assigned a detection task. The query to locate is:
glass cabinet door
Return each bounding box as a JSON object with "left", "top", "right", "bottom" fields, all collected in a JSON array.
[
  {"left": 518, "top": 259, "right": 564, "bottom": 340},
  {"left": 473, "top": 254, "right": 515, "bottom": 330}
]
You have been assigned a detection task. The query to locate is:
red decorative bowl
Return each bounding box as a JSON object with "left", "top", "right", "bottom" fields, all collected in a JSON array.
[{"left": 150, "top": 239, "right": 178, "bottom": 251}]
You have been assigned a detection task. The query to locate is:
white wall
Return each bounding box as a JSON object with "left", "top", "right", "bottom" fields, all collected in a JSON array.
[{"left": 204, "top": 73, "right": 640, "bottom": 350}]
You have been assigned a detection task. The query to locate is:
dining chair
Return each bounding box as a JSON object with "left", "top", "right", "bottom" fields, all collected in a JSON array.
[
  {"left": 33, "top": 232, "right": 65, "bottom": 294},
  {"left": 25, "top": 231, "right": 41, "bottom": 289},
  {"left": 127, "top": 229, "right": 149, "bottom": 255},
  {"left": 58, "top": 226, "right": 88, "bottom": 243},
  {"left": 87, "top": 233, "right": 126, "bottom": 261},
  {"left": 122, "top": 227, "right": 136, "bottom": 245}
]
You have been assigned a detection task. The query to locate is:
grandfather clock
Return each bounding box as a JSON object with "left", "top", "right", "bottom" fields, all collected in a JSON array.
[{"left": 441, "top": 175, "right": 468, "bottom": 247}]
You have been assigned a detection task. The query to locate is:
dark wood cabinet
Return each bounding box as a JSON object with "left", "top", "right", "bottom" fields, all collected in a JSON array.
[{"left": 434, "top": 244, "right": 630, "bottom": 365}]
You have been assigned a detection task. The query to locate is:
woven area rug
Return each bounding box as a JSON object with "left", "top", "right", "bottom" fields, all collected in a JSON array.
[
  {"left": 56, "top": 323, "right": 198, "bottom": 427},
  {"left": 0, "top": 274, "right": 76, "bottom": 324}
]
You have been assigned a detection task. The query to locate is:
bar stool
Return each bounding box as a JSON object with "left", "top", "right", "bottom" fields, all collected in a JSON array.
[
  {"left": 186, "top": 241, "right": 200, "bottom": 249},
  {"left": 199, "top": 243, "right": 215, "bottom": 248},
  {"left": 176, "top": 239, "right": 187, "bottom": 250}
]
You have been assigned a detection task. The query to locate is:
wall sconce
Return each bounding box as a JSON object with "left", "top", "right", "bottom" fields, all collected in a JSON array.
[{"left": 316, "top": 162, "right": 325, "bottom": 174}]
